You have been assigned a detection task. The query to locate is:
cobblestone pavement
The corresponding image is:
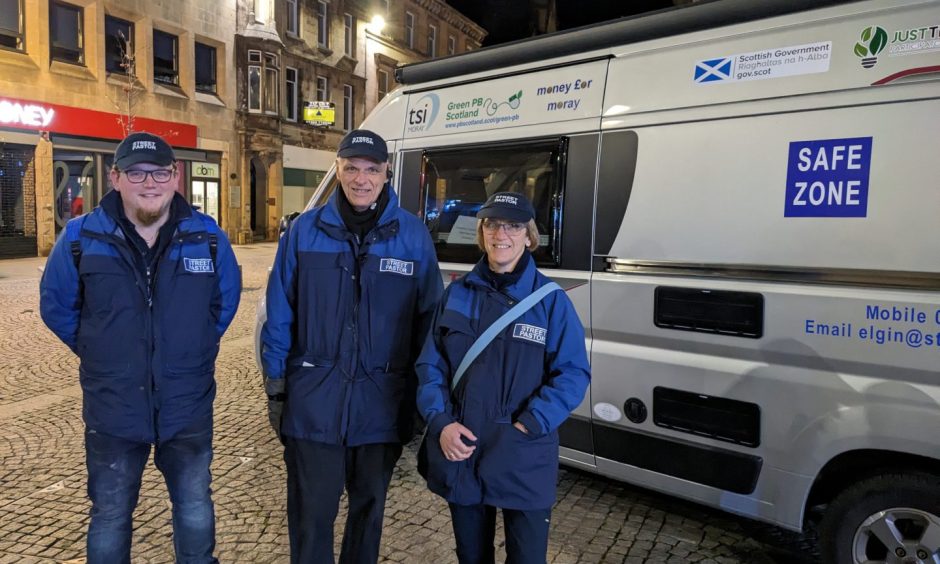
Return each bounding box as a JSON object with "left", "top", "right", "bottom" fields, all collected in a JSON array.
[{"left": 0, "top": 245, "right": 821, "bottom": 563}]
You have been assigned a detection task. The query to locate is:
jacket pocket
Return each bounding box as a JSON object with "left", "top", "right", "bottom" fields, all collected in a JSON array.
[
  {"left": 478, "top": 422, "right": 559, "bottom": 509},
  {"left": 282, "top": 359, "right": 340, "bottom": 438}
]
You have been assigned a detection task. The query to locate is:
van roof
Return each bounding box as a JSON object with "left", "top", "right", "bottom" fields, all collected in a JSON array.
[{"left": 395, "top": 0, "right": 862, "bottom": 85}]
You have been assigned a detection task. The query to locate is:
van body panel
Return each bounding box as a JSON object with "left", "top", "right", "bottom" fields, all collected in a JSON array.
[{"left": 260, "top": 0, "right": 940, "bottom": 551}]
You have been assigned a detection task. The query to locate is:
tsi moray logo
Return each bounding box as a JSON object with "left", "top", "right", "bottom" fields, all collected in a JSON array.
[
  {"left": 854, "top": 25, "right": 888, "bottom": 68},
  {"left": 406, "top": 93, "right": 439, "bottom": 133}
]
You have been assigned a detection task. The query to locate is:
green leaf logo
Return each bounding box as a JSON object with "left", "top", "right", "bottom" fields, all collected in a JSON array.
[
  {"left": 855, "top": 25, "right": 889, "bottom": 59},
  {"left": 869, "top": 26, "right": 888, "bottom": 55}
]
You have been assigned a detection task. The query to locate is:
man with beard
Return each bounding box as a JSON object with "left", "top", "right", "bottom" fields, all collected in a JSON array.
[
  {"left": 262, "top": 129, "right": 443, "bottom": 563},
  {"left": 40, "top": 132, "right": 241, "bottom": 564}
]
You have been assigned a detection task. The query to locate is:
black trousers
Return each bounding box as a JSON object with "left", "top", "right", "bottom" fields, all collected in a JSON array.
[
  {"left": 283, "top": 438, "right": 403, "bottom": 564},
  {"left": 448, "top": 503, "right": 552, "bottom": 564}
]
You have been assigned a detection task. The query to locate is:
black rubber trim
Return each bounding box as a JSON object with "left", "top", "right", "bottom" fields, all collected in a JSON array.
[
  {"left": 560, "top": 134, "right": 598, "bottom": 272},
  {"left": 593, "top": 422, "right": 762, "bottom": 495},
  {"left": 558, "top": 415, "right": 593, "bottom": 453},
  {"left": 594, "top": 130, "right": 638, "bottom": 258},
  {"left": 398, "top": 150, "right": 424, "bottom": 214}
]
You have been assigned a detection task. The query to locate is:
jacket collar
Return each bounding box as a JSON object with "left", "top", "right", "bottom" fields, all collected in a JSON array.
[
  {"left": 317, "top": 184, "right": 401, "bottom": 241},
  {"left": 465, "top": 252, "right": 539, "bottom": 302},
  {"left": 85, "top": 191, "right": 199, "bottom": 237}
]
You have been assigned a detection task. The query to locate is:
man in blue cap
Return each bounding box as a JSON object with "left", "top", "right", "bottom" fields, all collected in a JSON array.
[
  {"left": 39, "top": 131, "right": 241, "bottom": 564},
  {"left": 262, "top": 129, "right": 443, "bottom": 563}
]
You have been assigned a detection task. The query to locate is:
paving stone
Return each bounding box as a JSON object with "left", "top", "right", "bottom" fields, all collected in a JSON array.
[{"left": 0, "top": 246, "right": 821, "bottom": 563}]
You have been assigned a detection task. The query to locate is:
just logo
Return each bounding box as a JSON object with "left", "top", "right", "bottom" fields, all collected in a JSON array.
[
  {"left": 351, "top": 137, "right": 374, "bottom": 145},
  {"left": 379, "top": 258, "right": 414, "bottom": 276},
  {"left": 132, "top": 140, "right": 158, "bottom": 151}
]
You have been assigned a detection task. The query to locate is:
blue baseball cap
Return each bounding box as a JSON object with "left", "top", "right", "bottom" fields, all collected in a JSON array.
[
  {"left": 477, "top": 191, "right": 535, "bottom": 223},
  {"left": 337, "top": 129, "right": 388, "bottom": 162},
  {"left": 114, "top": 132, "right": 175, "bottom": 169}
]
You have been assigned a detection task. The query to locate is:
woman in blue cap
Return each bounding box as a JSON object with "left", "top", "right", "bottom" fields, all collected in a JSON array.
[{"left": 416, "top": 191, "right": 591, "bottom": 564}]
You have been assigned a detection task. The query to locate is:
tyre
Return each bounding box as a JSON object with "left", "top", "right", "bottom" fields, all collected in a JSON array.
[{"left": 820, "top": 472, "right": 940, "bottom": 564}]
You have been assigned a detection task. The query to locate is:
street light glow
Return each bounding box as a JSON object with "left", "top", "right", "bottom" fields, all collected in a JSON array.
[{"left": 369, "top": 15, "right": 386, "bottom": 34}]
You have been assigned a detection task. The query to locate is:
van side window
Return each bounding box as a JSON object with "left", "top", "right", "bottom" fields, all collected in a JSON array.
[{"left": 419, "top": 139, "right": 566, "bottom": 266}]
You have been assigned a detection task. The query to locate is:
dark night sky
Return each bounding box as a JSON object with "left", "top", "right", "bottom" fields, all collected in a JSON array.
[{"left": 447, "top": 0, "right": 676, "bottom": 47}]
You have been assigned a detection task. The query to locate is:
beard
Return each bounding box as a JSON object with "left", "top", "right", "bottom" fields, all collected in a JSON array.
[{"left": 135, "top": 201, "right": 172, "bottom": 226}]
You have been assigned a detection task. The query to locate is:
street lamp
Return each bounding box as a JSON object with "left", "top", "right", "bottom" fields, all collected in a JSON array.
[{"left": 368, "top": 14, "right": 386, "bottom": 35}]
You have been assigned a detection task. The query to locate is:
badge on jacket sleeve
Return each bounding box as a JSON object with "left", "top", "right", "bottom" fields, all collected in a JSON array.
[
  {"left": 513, "top": 323, "right": 547, "bottom": 345},
  {"left": 183, "top": 257, "right": 215, "bottom": 273},
  {"left": 379, "top": 258, "right": 414, "bottom": 276}
]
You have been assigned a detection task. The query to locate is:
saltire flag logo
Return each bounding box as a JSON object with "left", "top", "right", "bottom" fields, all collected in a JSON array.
[{"left": 694, "top": 57, "right": 733, "bottom": 82}]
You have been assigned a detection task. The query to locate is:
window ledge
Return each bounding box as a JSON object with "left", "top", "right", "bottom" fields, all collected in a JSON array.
[
  {"left": 106, "top": 72, "right": 146, "bottom": 91},
  {"left": 50, "top": 60, "right": 95, "bottom": 82},
  {"left": 0, "top": 48, "right": 38, "bottom": 71},
  {"left": 155, "top": 83, "right": 189, "bottom": 99},
  {"left": 196, "top": 91, "right": 225, "bottom": 107},
  {"left": 317, "top": 45, "right": 333, "bottom": 56}
]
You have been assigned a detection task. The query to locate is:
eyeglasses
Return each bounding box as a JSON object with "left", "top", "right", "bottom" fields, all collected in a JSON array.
[
  {"left": 122, "top": 169, "right": 174, "bottom": 183},
  {"left": 481, "top": 219, "right": 526, "bottom": 235}
]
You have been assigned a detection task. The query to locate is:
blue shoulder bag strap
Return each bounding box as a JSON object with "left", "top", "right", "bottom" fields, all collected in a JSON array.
[{"left": 450, "top": 282, "right": 561, "bottom": 393}]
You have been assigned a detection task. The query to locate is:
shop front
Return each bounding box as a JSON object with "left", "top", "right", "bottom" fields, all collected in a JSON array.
[{"left": 0, "top": 95, "right": 220, "bottom": 256}]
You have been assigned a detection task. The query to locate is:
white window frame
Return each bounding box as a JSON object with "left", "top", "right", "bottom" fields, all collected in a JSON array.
[
  {"left": 317, "top": 0, "right": 329, "bottom": 48},
  {"left": 404, "top": 11, "right": 414, "bottom": 49},
  {"left": 377, "top": 69, "right": 388, "bottom": 100},
  {"left": 316, "top": 75, "right": 329, "bottom": 101},
  {"left": 427, "top": 23, "right": 437, "bottom": 57},
  {"left": 286, "top": 0, "right": 299, "bottom": 36},
  {"left": 343, "top": 13, "right": 354, "bottom": 57},
  {"left": 285, "top": 66, "right": 298, "bottom": 121},
  {"left": 447, "top": 34, "right": 456, "bottom": 56},
  {"left": 343, "top": 84, "right": 353, "bottom": 130}
]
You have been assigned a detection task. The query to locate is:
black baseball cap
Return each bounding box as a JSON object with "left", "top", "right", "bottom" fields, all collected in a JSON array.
[
  {"left": 114, "top": 132, "right": 175, "bottom": 169},
  {"left": 477, "top": 191, "right": 535, "bottom": 223},
  {"left": 337, "top": 129, "right": 388, "bottom": 162}
]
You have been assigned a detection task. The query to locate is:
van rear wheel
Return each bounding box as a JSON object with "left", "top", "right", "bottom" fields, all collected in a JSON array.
[{"left": 820, "top": 473, "right": 940, "bottom": 564}]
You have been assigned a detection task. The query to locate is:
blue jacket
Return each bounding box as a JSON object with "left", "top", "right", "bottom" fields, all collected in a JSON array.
[
  {"left": 261, "top": 187, "right": 443, "bottom": 446},
  {"left": 40, "top": 191, "right": 241, "bottom": 443},
  {"left": 416, "top": 254, "right": 590, "bottom": 510}
]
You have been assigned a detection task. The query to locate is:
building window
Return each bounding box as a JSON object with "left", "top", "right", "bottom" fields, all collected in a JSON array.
[
  {"left": 382, "top": 0, "right": 389, "bottom": 14},
  {"left": 316, "top": 76, "right": 328, "bottom": 101},
  {"left": 195, "top": 42, "right": 217, "bottom": 94},
  {"left": 377, "top": 69, "right": 388, "bottom": 101},
  {"left": 264, "top": 53, "right": 278, "bottom": 114},
  {"left": 317, "top": 0, "right": 329, "bottom": 48},
  {"left": 50, "top": 1, "right": 83, "bottom": 64},
  {"left": 447, "top": 35, "right": 456, "bottom": 56},
  {"left": 153, "top": 30, "right": 179, "bottom": 85},
  {"left": 247, "top": 50, "right": 278, "bottom": 114},
  {"left": 405, "top": 12, "right": 414, "bottom": 49},
  {"left": 0, "top": 0, "right": 25, "bottom": 51},
  {"left": 427, "top": 24, "right": 437, "bottom": 57},
  {"left": 343, "top": 84, "right": 353, "bottom": 130},
  {"left": 343, "top": 13, "right": 354, "bottom": 57},
  {"left": 286, "top": 0, "right": 299, "bottom": 35},
  {"left": 104, "top": 16, "right": 133, "bottom": 74},
  {"left": 285, "top": 67, "right": 298, "bottom": 121}
]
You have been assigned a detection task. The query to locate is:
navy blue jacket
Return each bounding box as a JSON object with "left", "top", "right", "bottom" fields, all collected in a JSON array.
[
  {"left": 261, "top": 187, "right": 443, "bottom": 446},
  {"left": 416, "top": 255, "right": 590, "bottom": 510},
  {"left": 40, "top": 191, "right": 241, "bottom": 443}
]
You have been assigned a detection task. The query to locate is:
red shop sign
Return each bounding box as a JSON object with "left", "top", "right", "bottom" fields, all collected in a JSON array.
[{"left": 0, "top": 96, "right": 198, "bottom": 148}]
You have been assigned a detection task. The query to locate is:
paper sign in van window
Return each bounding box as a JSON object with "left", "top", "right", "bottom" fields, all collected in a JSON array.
[{"left": 784, "top": 137, "right": 873, "bottom": 218}]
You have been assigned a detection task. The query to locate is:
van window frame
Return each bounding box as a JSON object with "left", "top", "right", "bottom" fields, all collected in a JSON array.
[{"left": 416, "top": 137, "right": 569, "bottom": 268}]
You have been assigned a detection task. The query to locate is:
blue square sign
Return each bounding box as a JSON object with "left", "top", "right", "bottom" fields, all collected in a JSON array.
[{"left": 784, "top": 137, "right": 873, "bottom": 217}]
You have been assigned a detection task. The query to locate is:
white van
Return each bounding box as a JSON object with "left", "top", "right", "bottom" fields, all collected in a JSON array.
[{"left": 258, "top": 1, "right": 940, "bottom": 561}]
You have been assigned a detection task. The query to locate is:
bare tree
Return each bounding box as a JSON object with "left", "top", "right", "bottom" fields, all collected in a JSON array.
[{"left": 107, "top": 30, "right": 145, "bottom": 137}]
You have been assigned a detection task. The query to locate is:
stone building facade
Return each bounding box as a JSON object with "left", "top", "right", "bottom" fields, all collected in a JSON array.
[
  {"left": 0, "top": 0, "right": 241, "bottom": 256},
  {"left": 235, "top": 0, "right": 485, "bottom": 242}
]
